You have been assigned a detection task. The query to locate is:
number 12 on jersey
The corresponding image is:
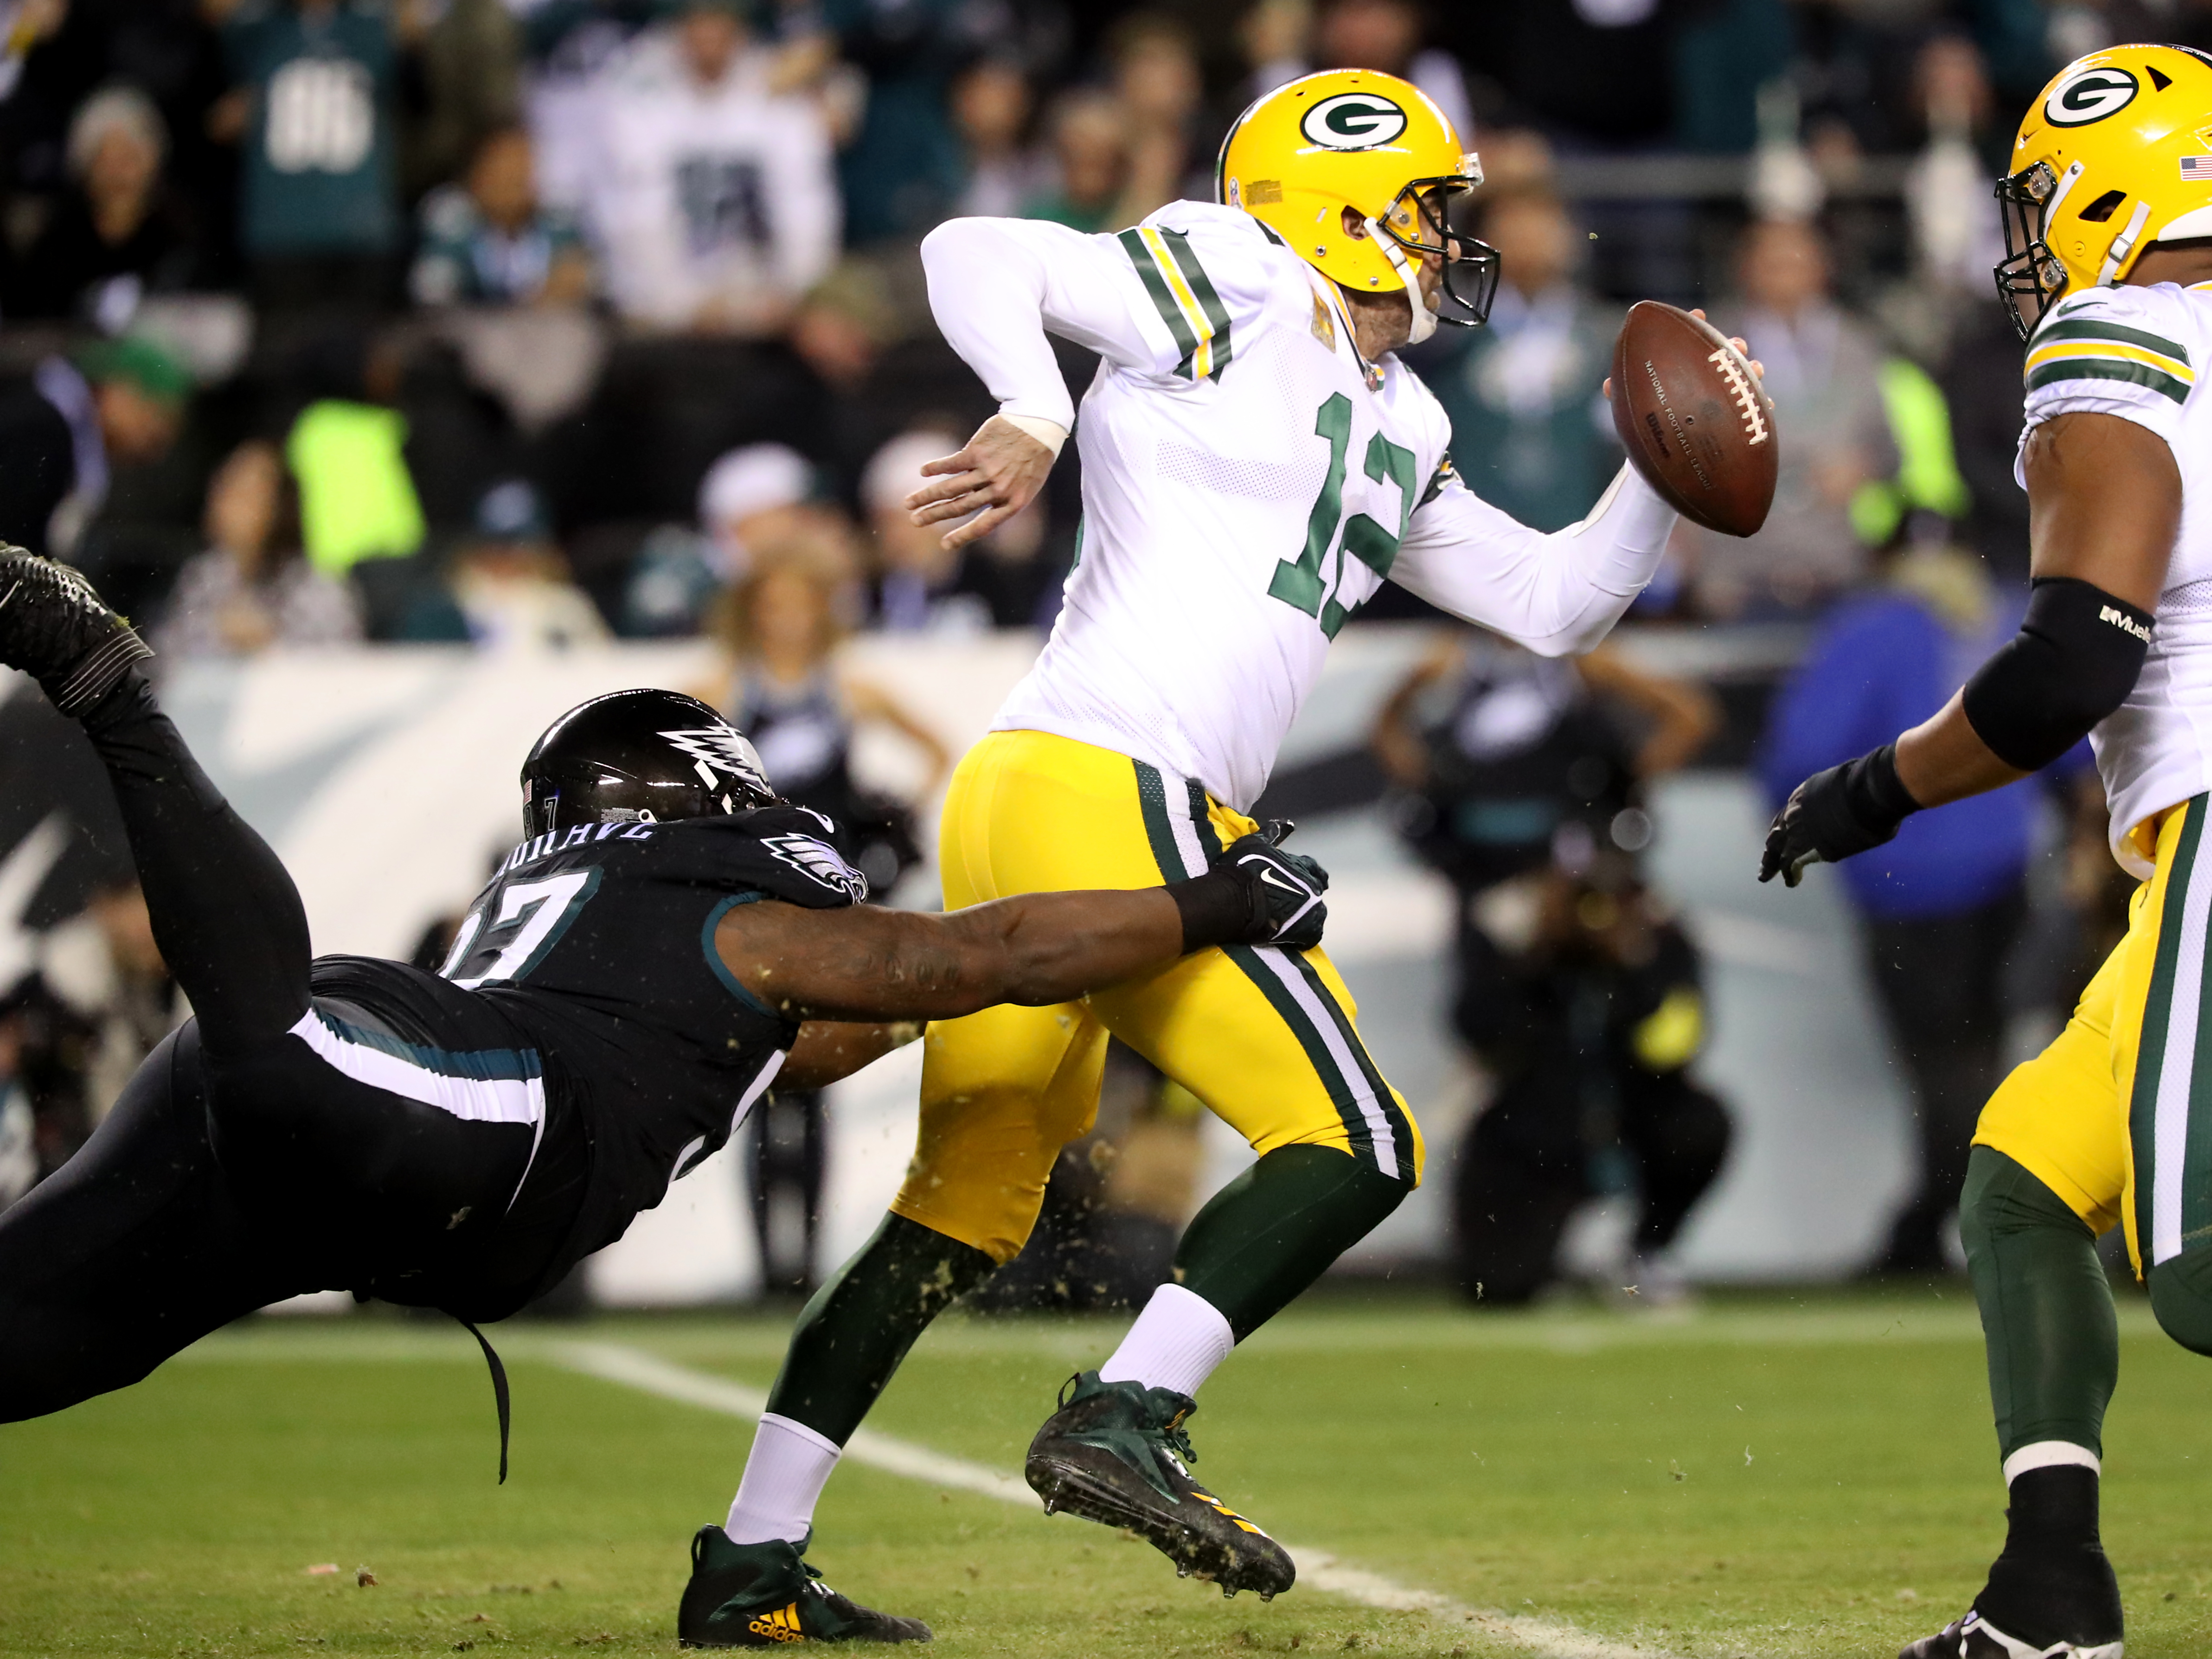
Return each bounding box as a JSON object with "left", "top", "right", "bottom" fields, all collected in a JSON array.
[{"left": 1268, "top": 393, "right": 1417, "bottom": 638}]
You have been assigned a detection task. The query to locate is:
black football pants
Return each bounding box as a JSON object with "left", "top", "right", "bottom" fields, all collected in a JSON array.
[{"left": 0, "top": 677, "right": 532, "bottom": 1423}]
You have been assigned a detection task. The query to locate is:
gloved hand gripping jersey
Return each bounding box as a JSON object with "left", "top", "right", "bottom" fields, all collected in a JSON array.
[{"left": 1167, "top": 822, "right": 1331, "bottom": 952}]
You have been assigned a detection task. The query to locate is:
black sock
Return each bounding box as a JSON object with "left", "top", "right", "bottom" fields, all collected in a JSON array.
[
  {"left": 1979, "top": 1466, "right": 2122, "bottom": 1646},
  {"left": 77, "top": 673, "right": 311, "bottom": 1053},
  {"left": 763, "top": 1212, "right": 994, "bottom": 1445}
]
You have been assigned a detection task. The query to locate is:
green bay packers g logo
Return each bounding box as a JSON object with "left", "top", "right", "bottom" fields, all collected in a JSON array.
[
  {"left": 1300, "top": 92, "right": 1408, "bottom": 150},
  {"left": 2045, "top": 64, "right": 2139, "bottom": 127}
]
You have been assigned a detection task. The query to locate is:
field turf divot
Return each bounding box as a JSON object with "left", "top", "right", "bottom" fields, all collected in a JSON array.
[{"left": 549, "top": 1340, "right": 1680, "bottom": 1659}]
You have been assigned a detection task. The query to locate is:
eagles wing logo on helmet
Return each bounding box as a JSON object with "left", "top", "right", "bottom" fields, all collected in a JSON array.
[
  {"left": 1299, "top": 92, "right": 1409, "bottom": 151},
  {"left": 2045, "top": 64, "right": 2139, "bottom": 127},
  {"left": 659, "top": 726, "right": 772, "bottom": 795},
  {"left": 761, "top": 833, "right": 869, "bottom": 902}
]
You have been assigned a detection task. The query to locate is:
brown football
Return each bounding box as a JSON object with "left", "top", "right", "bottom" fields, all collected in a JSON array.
[{"left": 1609, "top": 300, "right": 1777, "bottom": 538}]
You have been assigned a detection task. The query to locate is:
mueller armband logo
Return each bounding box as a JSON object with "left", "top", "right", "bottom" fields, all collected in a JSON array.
[{"left": 2101, "top": 604, "right": 2153, "bottom": 642}]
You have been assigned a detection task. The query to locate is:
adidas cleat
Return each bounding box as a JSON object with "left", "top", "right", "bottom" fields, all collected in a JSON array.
[
  {"left": 1024, "top": 1371, "right": 1295, "bottom": 1600},
  {"left": 0, "top": 546, "right": 152, "bottom": 717},
  {"left": 677, "top": 1526, "right": 932, "bottom": 1646},
  {"left": 1899, "top": 1609, "right": 2122, "bottom": 1659}
]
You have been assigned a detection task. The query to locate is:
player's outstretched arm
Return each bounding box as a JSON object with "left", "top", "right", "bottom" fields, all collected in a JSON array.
[
  {"left": 1388, "top": 461, "right": 1677, "bottom": 658},
  {"left": 1761, "top": 410, "right": 2177, "bottom": 886},
  {"left": 713, "top": 832, "right": 1329, "bottom": 1025}
]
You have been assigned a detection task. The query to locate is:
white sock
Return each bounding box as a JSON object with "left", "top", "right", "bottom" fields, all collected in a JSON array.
[
  {"left": 2003, "top": 1440, "right": 2101, "bottom": 1484},
  {"left": 725, "top": 1413, "right": 842, "bottom": 1545},
  {"left": 1097, "top": 1283, "right": 1235, "bottom": 1399}
]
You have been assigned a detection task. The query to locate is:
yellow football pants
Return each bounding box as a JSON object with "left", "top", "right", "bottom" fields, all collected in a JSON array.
[
  {"left": 892, "top": 730, "right": 1422, "bottom": 1264},
  {"left": 1977, "top": 796, "right": 2212, "bottom": 1274}
]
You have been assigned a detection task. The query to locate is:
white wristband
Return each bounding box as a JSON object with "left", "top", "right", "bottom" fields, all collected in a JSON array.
[{"left": 1000, "top": 413, "right": 1069, "bottom": 458}]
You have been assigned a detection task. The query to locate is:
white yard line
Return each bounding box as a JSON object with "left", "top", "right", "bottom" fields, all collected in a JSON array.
[{"left": 549, "top": 1340, "right": 1679, "bottom": 1659}]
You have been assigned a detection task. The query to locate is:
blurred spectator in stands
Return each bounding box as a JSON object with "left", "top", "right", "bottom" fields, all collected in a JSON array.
[
  {"left": 220, "top": 0, "right": 405, "bottom": 314},
  {"left": 582, "top": 0, "right": 838, "bottom": 335},
  {"left": 1233, "top": 0, "right": 1311, "bottom": 104},
  {"left": 788, "top": 260, "right": 897, "bottom": 402},
  {"left": 1760, "top": 535, "right": 2085, "bottom": 1275},
  {"left": 410, "top": 125, "right": 592, "bottom": 308},
  {"left": 403, "top": 0, "right": 522, "bottom": 199},
  {"left": 285, "top": 336, "right": 425, "bottom": 591},
  {"left": 864, "top": 426, "right": 1052, "bottom": 630},
  {"left": 0, "top": 334, "right": 188, "bottom": 563},
  {"left": 1943, "top": 300, "right": 2031, "bottom": 584},
  {"left": 703, "top": 442, "right": 827, "bottom": 578},
  {"left": 951, "top": 55, "right": 1043, "bottom": 219},
  {"left": 0, "top": 1023, "right": 30, "bottom": 1211},
  {"left": 690, "top": 543, "right": 946, "bottom": 1292},
  {"left": 1684, "top": 218, "right": 1892, "bottom": 617},
  {"left": 697, "top": 546, "right": 947, "bottom": 832},
  {"left": 1411, "top": 187, "right": 1616, "bottom": 533},
  {"left": 1313, "top": 0, "right": 1470, "bottom": 141},
  {"left": 0, "top": 876, "right": 178, "bottom": 1193},
  {"left": 1482, "top": 0, "right": 1674, "bottom": 148},
  {"left": 6, "top": 85, "right": 201, "bottom": 327},
  {"left": 1021, "top": 90, "right": 1132, "bottom": 234},
  {"left": 824, "top": 0, "right": 989, "bottom": 242},
  {"left": 1375, "top": 630, "right": 1727, "bottom": 1307},
  {"left": 154, "top": 439, "right": 360, "bottom": 660},
  {"left": 1109, "top": 13, "right": 1204, "bottom": 218},
  {"left": 446, "top": 477, "right": 607, "bottom": 650}
]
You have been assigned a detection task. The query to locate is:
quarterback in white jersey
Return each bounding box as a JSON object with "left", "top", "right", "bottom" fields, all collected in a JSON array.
[
  {"left": 935, "top": 199, "right": 1673, "bottom": 810},
  {"left": 703, "top": 69, "right": 1703, "bottom": 1627},
  {"left": 1766, "top": 44, "right": 2212, "bottom": 1659}
]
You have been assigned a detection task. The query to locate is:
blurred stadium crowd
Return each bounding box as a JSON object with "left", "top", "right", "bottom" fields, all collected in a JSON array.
[{"left": 0, "top": 0, "right": 2177, "bottom": 1301}]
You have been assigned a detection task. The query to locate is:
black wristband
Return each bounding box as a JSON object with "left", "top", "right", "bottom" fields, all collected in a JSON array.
[
  {"left": 1845, "top": 743, "right": 1919, "bottom": 834},
  {"left": 1167, "top": 868, "right": 1258, "bottom": 952}
]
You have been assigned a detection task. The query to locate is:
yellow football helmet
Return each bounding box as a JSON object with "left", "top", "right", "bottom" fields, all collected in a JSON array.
[
  {"left": 1998, "top": 43, "right": 2212, "bottom": 339},
  {"left": 1215, "top": 69, "right": 1498, "bottom": 332}
]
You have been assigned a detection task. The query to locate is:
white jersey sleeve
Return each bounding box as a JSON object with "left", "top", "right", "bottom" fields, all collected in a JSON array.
[
  {"left": 2016, "top": 282, "right": 2202, "bottom": 482},
  {"left": 919, "top": 202, "right": 1290, "bottom": 435},
  {"left": 1391, "top": 455, "right": 1677, "bottom": 658}
]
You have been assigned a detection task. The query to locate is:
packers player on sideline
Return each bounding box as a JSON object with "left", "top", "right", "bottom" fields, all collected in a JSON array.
[
  {"left": 1765, "top": 44, "right": 2212, "bottom": 1659},
  {"left": 710, "top": 67, "right": 1725, "bottom": 1627}
]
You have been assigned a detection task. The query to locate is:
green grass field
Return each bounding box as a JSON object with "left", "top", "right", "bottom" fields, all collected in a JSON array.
[{"left": 4, "top": 1287, "right": 2211, "bottom": 1658}]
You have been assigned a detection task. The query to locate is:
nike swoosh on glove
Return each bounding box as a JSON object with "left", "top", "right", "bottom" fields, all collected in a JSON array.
[
  {"left": 1759, "top": 743, "right": 1921, "bottom": 888},
  {"left": 1220, "top": 832, "right": 1330, "bottom": 950}
]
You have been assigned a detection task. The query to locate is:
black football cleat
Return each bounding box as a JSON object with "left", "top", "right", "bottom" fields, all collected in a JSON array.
[
  {"left": 0, "top": 546, "right": 152, "bottom": 717},
  {"left": 678, "top": 1526, "right": 932, "bottom": 1646},
  {"left": 1024, "top": 1371, "right": 1295, "bottom": 1600},
  {"left": 1899, "top": 1609, "right": 2122, "bottom": 1659}
]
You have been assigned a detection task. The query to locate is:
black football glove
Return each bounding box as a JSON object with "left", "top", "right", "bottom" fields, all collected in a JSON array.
[
  {"left": 1759, "top": 743, "right": 1921, "bottom": 888},
  {"left": 1221, "top": 825, "right": 1330, "bottom": 950},
  {"left": 1167, "top": 820, "right": 1331, "bottom": 952}
]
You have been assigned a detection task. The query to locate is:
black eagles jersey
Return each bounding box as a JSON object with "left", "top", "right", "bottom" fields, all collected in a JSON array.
[{"left": 434, "top": 805, "right": 866, "bottom": 1301}]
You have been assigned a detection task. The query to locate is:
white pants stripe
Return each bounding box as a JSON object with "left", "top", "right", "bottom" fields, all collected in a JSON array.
[{"left": 2153, "top": 825, "right": 2212, "bottom": 1265}]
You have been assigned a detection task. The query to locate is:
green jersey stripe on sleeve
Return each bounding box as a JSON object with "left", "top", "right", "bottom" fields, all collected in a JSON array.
[
  {"left": 1118, "top": 228, "right": 1201, "bottom": 382},
  {"left": 2026, "top": 357, "right": 2192, "bottom": 405},
  {"left": 1160, "top": 228, "right": 1235, "bottom": 383},
  {"left": 2031, "top": 319, "right": 2192, "bottom": 365}
]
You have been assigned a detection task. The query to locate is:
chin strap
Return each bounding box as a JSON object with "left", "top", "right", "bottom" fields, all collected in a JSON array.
[{"left": 1362, "top": 217, "right": 1436, "bottom": 345}]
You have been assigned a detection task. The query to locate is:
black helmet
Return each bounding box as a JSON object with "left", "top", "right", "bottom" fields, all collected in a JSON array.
[{"left": 520, "top": 688, "right": 778, "bottom": 838}]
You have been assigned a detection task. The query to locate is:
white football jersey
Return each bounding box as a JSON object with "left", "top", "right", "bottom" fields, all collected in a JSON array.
[
  {"left": 2018, "top": 281, "right": 2212, "bottom": 875},
  {"left": 577, "top": 38, "right": 839, "bottom": 328},
  {"left": 936, "top": 201, "right": 1665, "bottom": 813}
]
